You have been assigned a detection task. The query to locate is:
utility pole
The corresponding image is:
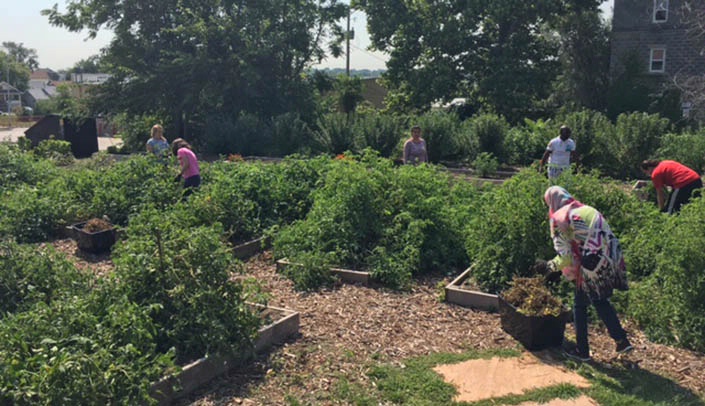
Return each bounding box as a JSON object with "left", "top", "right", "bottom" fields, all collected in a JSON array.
[{"left": 346, "top": 7, "right": 351, "bottom": 77}]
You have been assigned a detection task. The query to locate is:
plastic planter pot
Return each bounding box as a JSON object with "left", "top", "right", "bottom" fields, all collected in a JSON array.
[
  {"left": 498, "top": 295, "right": 571, "bottom": 351},
  {"left": 68, "top": 221, "right": 117, "bottom": 254}
]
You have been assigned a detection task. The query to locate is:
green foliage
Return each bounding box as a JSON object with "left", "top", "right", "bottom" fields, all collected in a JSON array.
[
  {"left": 112, "top": 208, "right": 260, "bottom": 363},
  {"left": 112, "top": 112, "right": 168, "bottom": 153},
  {"left": 353, "top": 112, "right": 407, "bottom": 158},
  {"left": 270, "top": 113, "right": 314, "bottom": 157},
  {"left": 610, "top": 112, "right": 671, "bottom": 179},
  {"left": 415, "top": 111, "right": 465, "bottom": 162},
  {"left": 0, "top": 240, "right": 90, "bottom": 316},
  {"left": 0, "top": 288, "right": 173, "bottom": 405},
  {"left": 204, "top": 112, "right": 271, "bottom": 156},
  {"left": 312, "top": 113, "right": 358, "bottom": 154},
  {"left": 465, "top": 169, "right": 551, "bottom": 293},
  {"left": 503, "top": 118, "right": 553, "bottom": 166},
  {"left": 468, "top": 113, "right": 510, "bottom": 162},
  {"left": 0, "top": 143, "right": 58, "bottom": 191},
  {"left": 274, "top": 152, "right": 474, "bottom": 289},
  {"left": 558, "top": 109, "right": 613, "bottom": 171},
  {"left": 656, "top": 131, "right": 705, "bottom": 173},
  {"left": 472, "top": 152, "right": 499, "bottom": 178},
  {"left": 627, "top": 198, "right": 705, "bottom": 352},
  {"left": 334, "top": 75, "right": 365, "bottom": 114},
  {"left": 33, "top": 138, "right": 74, "bottom": 165}
]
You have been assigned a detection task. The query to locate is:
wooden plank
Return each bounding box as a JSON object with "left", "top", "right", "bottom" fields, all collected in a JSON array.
[{"left": 445, "top": 266, "right": 499, "bottom": 312}]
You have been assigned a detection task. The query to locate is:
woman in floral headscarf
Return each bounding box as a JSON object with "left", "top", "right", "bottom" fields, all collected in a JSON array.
[{"left": 536, "top": 186, "right": 632, "bottom": 361}]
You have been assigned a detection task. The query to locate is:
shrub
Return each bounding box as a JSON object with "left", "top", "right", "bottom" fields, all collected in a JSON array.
[
  {"left": 628, "top": 197, "right": 705, "bottom": 352},
  {"left": 270, "top": 113, "right": 314, "bottom": 157},
  {"left": 465, "top": 169, "right": 552, "bottom": 293},
  {"left": 0, "top": 240, "right": 90, "bottom": 315},
  {"left": 0, "top": 288, "right": 173, "bottom": 405},
  {"left": 503, "top": 118, "right": 553, "bottom": 166},
  {"left": 415, "top": 111, "right": 465, "bottom": 162},
  {"left": 655, "top": 130, "right": 705, "bottom": 173},
  {"left": 0, "top": 143, "right": 57, "bottom": 191},
  {"left": 33, "top": 138, "right": 74, "bottom": 165},
  {"left": 112, "top": 112, "right": 168, "bottom": 153},
  {"left": 354, "top": 112, "right": 408, "bottom": 158},
  {"left": 558, "top": 109, "right": 614, "bottom": 172},
  {"left": 112, "top": 209, "right": 260, "bottom": 363},
  {"left": 472, "top": 152, "right": 499, "bottom": 177},
  {"left": 609, "top": 112, "right": 671, "bottom": 179},
  {"left": 468, "top": 113, "right": 510, "bottom": 162},
  {"left": 204, "top": 111, "right": 271, "bottom": 156},
  {"left": 312, "top": 113, "right": 358, "bottom": 154}
]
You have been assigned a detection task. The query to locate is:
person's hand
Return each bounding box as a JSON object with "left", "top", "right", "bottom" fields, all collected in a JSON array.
[
  {"left": 530, "top": 259, "right": 550, "bottom": 275},
  {"left": 544, "top": 268, "right": 562, "bottom": 286}
]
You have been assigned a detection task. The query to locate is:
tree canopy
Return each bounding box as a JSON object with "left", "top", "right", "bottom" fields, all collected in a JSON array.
[{"left": 43, "top": 0, "right": 347, "bottom": 138}]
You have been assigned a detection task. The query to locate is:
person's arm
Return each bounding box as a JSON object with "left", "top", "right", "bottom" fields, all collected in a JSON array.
[
  {"left": 570, "top": 150, "right": 578, "bottom": 164},
  {"left": 402, "top": 140, "right": 410, "bottom": 164},
  {"left": 540, "top": 150, "right": 551, "bottom": 167},
  {"left": 146, "top": 141, "right": 153, "bottom": 153},
  {"left": 656, "top": 187, "right": 666, "bottom": 211},
  {"left": 177, "top": 151, "right": 190, "bottom": 177},
  {"left": 421, "top": 140, "right": 428, "bottom": 163}
]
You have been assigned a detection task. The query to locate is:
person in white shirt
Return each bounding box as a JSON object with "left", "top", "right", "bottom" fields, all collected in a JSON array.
[{"left": 540, "top": 125, "right": 577, "bottom": 179}]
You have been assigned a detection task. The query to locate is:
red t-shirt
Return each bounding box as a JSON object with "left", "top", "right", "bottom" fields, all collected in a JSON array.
[{"left": 651, "top": 160, "right": 701, "bottom": 189}]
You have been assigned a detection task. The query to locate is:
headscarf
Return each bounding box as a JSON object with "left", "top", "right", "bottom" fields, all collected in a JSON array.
[{"left": 544, "top": 186, "right": 582, "bottom": 216}]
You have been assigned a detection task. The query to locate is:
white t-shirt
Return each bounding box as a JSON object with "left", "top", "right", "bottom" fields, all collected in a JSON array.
[{"left": 546, "top": 137, "right": 575, "bottom": 167}]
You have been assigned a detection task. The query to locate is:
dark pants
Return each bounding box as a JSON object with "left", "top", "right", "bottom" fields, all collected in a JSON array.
[
  {"left": 574, "top": 288, "right": 627, "bottom": 355},
  {"left": 183, "top": 175, "right": 201, "bottom": 198},
  {"left": 665, "top": 178, "right": 702, "bottom": 214}
]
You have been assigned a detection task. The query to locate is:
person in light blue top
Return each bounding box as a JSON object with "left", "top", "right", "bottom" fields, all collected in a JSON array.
[{"left": 146, "top": 124, "right": 169, "bottom": 157}]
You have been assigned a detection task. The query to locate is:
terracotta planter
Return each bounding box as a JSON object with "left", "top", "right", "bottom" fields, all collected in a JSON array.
[
  {"left": 68, "top": 221, "right": 117, "bottom": 254},
  {"left": 498, "top": 295, "right": 571, "bottom": 351}
]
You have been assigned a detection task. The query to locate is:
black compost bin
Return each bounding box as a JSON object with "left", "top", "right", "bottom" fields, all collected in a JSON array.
[
  {"left": 498, "top": 295, "right": 571, "bottom": 351},
  {"left": 69, "top": 221, "right": 117, "bottom": 254}
]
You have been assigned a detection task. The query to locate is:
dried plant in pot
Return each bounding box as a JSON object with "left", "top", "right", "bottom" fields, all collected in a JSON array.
[
  {"left": 498, "top": 277, "right": 571, "bottom": 351},
  {"left": 69, "top": 217, "right": 117, "bottom": 254}
]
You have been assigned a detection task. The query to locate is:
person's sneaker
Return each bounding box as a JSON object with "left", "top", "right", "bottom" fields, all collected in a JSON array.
[
  {"left": 616, "top": 339, "right": 634, "bottom": 354},
  {"left": 564, "top": 347, "right": 591, "bottom": 361}
]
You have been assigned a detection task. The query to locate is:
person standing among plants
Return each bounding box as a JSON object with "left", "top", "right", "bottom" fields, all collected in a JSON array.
[
  {"left": 534, "top": 186, "right": 632, "bottom": 361},
  {"left": 402, "top": 125, "right": 428, "bottom": 165},
  {"left": 146, "top": 124, "right": 169, "bottom": 157},
  {"left": 640, "top": 159, "right": 702, "bottom": 214},
  {"left": 172, "top": 138, "right": 200, "bottom": 196},
  {"left": 540, "top": 125, "right": 576, "bottom": 179}
]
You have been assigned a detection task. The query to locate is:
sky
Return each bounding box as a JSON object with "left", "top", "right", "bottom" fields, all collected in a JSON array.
[{"left": 0, "top": 1, "right": 614, "bottom": 72}]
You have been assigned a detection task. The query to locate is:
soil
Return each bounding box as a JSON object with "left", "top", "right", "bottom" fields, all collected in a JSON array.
[
  {"left": 82, "top": 218, "right": 114, "bottom": 233},
  {"left": 503, "top": 277, "right": 564, "bottom": 317},
  {"left": 47, "top": 241, "right": 705, "bottom": 405}
]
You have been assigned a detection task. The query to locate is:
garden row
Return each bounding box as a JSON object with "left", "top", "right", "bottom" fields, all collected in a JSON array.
[
  {"left": 1, "top": 142, "right": 704, "bottom": 403},
  {"left": 119, "top": 109, "right": 705, "bottom": 180}
]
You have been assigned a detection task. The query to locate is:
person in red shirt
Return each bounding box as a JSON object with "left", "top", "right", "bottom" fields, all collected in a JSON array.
[{"left": 640, "top": 160, "right": 702, "bottom": 214}]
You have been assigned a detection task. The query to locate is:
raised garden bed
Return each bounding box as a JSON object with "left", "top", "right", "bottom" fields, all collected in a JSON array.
[
  {"left": 498, "top": 295, "right": 570, "bottom": 351},
  {"left": 67, "top": 219, "right": 117, "bottom": 254},
  {"left": 232, "top": 236, "right": 271, "bottom": 260},
  {"left": 276, "top": 258, "right": 371, "bottom": 285},
  {"left": 149, "top": 304, "right": 300, "bottom": 405},
  {"left": 444, "top": 266, "right": 499, "bottom": 312}
]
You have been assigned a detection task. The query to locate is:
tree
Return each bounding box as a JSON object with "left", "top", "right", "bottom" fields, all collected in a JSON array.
[
  {"left": 42, "top": 0, "right": 347, "bottom": 140},
  {"left": 550, "top": 1, "right": 610, "bottom": 112},
  {"left": 0, "top": 51, "right": 30, "bottom": 91},
  {"left": 1, "top": 42, "right": 39, "bottom": 71},
  {"left": 355, "top": 0, "right": 565, "bottom": 121},
  {"left": 66, "top": 55, "right": 107, "bottom": 76}
]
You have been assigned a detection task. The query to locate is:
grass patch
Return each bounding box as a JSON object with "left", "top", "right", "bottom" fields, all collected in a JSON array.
[{"left": 335, "top": 349, "right": 705, "bottom": 406}]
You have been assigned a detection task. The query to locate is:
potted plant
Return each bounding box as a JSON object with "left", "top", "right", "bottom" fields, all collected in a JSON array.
[
  {"left": 498, "top": 277, "right": 570, "bottom": 351},
  {"left": 69, "top": 217, "right": 117, "bottom": 254}
]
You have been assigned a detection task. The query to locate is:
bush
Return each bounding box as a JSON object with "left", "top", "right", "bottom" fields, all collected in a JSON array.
[
  {"left": 0, "top": 240, "right": 90, "bottom": 315},
  {"left": 503, "top": 118, "right": 553, "bottom": 166},
  {"left": 609, "top": 112, "right": 671, "bottom": 179},
  {"left": 354, "top": 112, "right": 408, "bottom": 158},
  {"left": 468, "top": 113, "right": 510, "bottom": 162},
  {"left": 628, "top": 197, "right": 705, "bottom": 352},
  {"left": 270, "top": 113, "right": 314, "bottom": 157},
  {"left": 0, "top": 143, "right": 57, "bottom": 191},
  {"left": 204, "top": 111, "right": 271, "bottom": 156},
  {"left": 112, "top": 112, "right": 168, "bottom": 153},
  {"left": 415, "top": 111, "right": 465, "bottom": 163},
  {"left": 655, "top": 130, "right": 705, "bottom": 174},
  {"left": 112, "top": 209, "right": 260, "bottom": 363},
  {"left": 312, "top": 113, "right": 358, "bottom": 154},
  {"left": 558, "top": 109, "right": 614, "bottom": 172},
  {"left": 472, "top": 152, "right": 499, "bottom": 177},
  {"left": 33, "top": 138, "right": 74, "bottom": 165}
]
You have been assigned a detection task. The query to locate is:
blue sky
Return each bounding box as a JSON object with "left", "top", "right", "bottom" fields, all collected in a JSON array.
[{"left": 0, "top": 1, "right": 613, "bottom": 71}]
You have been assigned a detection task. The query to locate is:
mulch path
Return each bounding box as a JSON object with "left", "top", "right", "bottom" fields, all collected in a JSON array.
[{"left": 49, "top": 241, "right": 705, "bottom": 405}]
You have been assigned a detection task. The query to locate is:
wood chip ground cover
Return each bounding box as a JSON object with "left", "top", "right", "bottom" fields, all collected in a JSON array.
[{"left": 49, "top": 241, "right": 705, "bottom": 404}]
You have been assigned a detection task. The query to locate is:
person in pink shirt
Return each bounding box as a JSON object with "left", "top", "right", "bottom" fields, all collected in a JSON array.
[
  {"left": 171, "top": 138, "right": 200, "bottom": 196},
  {"left": 640, "top": 159, "right": 702, "bottom": 214}
]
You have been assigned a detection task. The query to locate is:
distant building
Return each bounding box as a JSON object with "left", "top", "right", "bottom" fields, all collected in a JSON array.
[
  {"left": 71, "top": 73, "right": 112, "bottom": 85},
  {"left": 0, "top": 81, "right": 23, "bottom": 113},
  {"left": 361, "top": 77, "right": 388, "bottom": 109},
  {"left": 610, "top": 0, "right": 705, "bottom": 116}
]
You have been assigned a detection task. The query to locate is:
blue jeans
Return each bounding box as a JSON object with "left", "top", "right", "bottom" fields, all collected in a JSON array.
[{"left": 574, "top": 288, "right": 627, "bottom": 355}]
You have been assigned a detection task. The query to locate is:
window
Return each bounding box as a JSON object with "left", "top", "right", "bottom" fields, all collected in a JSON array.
[
  {"left": 650, "top": 48, "right": 666, "bottom": 73},
  {"left": 653, "top": 0, "right": 668, "bottom": 22}
]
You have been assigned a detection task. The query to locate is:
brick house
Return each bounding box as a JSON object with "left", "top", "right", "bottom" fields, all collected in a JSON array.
[{"left": 610, "top": 0, "right": 705, "bottom": 117}]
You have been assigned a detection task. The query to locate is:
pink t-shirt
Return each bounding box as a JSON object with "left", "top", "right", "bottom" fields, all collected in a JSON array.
[{"left": 177, "top": 148, "right": 200, "bottom": 179}]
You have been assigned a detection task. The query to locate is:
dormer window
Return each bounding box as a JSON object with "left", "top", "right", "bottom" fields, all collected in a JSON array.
[{"left": 653, "top": 0, "right": 668, "bottom": 22}]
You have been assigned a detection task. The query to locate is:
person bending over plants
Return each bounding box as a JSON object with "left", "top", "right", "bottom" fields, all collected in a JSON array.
[
  {"left": 640, "top": 159, "right": 702, "bottom": 214},
  {"left": 533, "top": 186, "right": 632, "bottom": 361},
  {"left": 172, "top": 138, "right": 200, "bottom": 197}
]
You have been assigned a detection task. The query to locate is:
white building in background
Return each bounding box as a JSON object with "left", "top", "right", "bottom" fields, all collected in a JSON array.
[{"left": 71, "top": 73, "right": 112, "bottom": 85}]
